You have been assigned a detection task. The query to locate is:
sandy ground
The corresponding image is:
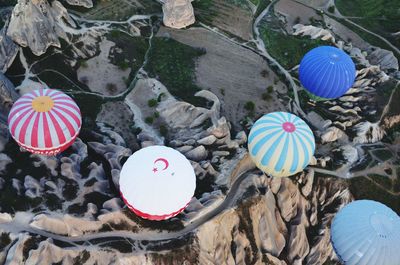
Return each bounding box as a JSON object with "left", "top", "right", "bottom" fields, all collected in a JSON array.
[
  {"left": 158, "top": 26, "right": 287, "bottom": 129},
  {"left": 207, "top": 0, "right": 254, "bottom": 40},
  {"left": 275, "top": 0, "right": 324, "bottom": 33},
  {"left": 77, "top": 38, "right": 130, "bottom": 96}
]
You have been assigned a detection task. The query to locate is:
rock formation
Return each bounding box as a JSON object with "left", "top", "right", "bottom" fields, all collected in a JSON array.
[
  {"left": 292, "top": 24, "right": 335, "bottom": 43},
  {"left": 64, "top": 0, "right": 93, "bottom": 8},
  {"left": 0, "top": 14, "right": 18, "bottom": 73},
  {"left": 0, "top": 73, "right": 18, "bottom": 123},
  {"left": 7, "top": 0, "right": 76, "bottom": 56},
  {"left": 162, "top": 0, "right": 195, "bottom": 29},
  {"left": 367, "top": 47, "right": 399, "bottom": 71}
]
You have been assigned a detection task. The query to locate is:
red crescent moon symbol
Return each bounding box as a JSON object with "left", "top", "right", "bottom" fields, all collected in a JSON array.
[{"left": 154, "top": 158, "right": 169, "bottom": 170}]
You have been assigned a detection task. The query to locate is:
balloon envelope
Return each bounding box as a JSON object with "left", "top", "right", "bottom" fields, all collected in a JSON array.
[
  {"left": 119, "top": 145, "right": 196, "bottom": 221},
  {"left": 8, "top": 89, "right": 82, "bottom": 156},
  {"left": 248, "top": 112, "right": 315, "bottom": 177},
  {"left": 299, "top": 46, "right": 356, "bottom": 99},
  {"left": 331, "top": 200, "right": 400, "bottom": 265}
]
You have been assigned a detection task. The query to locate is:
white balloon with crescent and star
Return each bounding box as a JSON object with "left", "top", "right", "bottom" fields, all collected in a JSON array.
[{"left": 119, "top": 145, "right": 196, "bottom": 220}]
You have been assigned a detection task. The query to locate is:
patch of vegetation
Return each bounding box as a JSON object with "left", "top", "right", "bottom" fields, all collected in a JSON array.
[
  {"left": 0, "top": 0, "right": 16, "bottom": 7},
  {"left": 349, "top": 177, "right": 400, "bottom": 214},
  {"left": 192, "top": 0, "right": 217, "bottom": 24},
  {"left": 262, "top": 92, "right": 272, "bottom": 101},
  {"left": 334, "top": 0, "right": 400, "bottom": 58},
  {"left": 148, "top": 98, "right": 158, "bottom": 107},
  {"left": 327, "top": 5, "right": 335, "bottom": 13},
  {"left": 106, "top": 83, "right": 118, "bottom": 93},
  {"left": 0, "top": 233, "right": 11, "bottom": 251},
  {"left": 22, "top": 237, "right": 40, "bottom": 261},
  {"left": 260, "top": 26, "right": 331, "bottom": 69},
  {"left": 73, "top": 250, "right": 90, "bottom": 265},
  {"left": 159, "top": 125, "right": 168, "bottom": 137},
  {"left": 68, "top": 0, "right": 161, "bottom": 21},
  {"left": 106, "top": 30, "right": 149, "bottom": 83},
  {"left": 255, "top": 0, "right": 271, "bottom": 17},
  {"left": 145, "top": 37, "right": 207, "bottom": 106},
  {"left": 157, "top": 92, "right": 165, "bottom": 102},
  {"left": 145, "top": 116, "right": 154, "bottom": 124},
  {"left": 336, "top": 0, "right": 400, "bottom": 20},
  {"left": 153, "top": 111, "right": 159, "bottom": 118},
  {"left": 118, "top": 61, "right": 130, "bottom": 70},
  {"left": 244, "top": 101, "right": 255, "bottom": 111}
]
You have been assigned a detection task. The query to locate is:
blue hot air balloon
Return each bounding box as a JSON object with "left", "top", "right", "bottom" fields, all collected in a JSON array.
[
  {"left": 331, "top": 200, "right": 400, "bottom": 265},
  {"left": 299, "top": 46, "right": 356, "bottom": 99},
  {"left": 248, "top": 112, "right": 315, "bottom": 177}
]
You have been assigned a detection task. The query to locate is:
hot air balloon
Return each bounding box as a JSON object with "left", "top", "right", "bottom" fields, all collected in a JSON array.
[
  {"left": 248, "top": 112, "right": 315, "bottom": 177},
  {"left": 299, "top": 46, "right": 356, "bottom": 99},
  {"left": 8, "top": 89, "right": 82, "bottom": 156},
  {"left": 331, "top": 200, "right": 400, "bottom": 265},
  {"left": 119, "top": 145, "right": 196, "bottom": 221}
]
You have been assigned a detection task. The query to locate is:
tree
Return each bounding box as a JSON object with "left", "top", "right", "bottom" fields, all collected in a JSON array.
[
  {"left": 244, "top": 101, "right": 255, "bottom": 112},
  {"left": 148, "top": 99, "right": 158, "bottom": 107},
  {"left": 145, "top": 117, "right": 154, "bottom": 124}
]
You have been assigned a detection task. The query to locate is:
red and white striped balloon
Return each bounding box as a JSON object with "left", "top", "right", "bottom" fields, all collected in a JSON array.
[{"left": 8, "top": 89, "right": 82, "bottom": 156}]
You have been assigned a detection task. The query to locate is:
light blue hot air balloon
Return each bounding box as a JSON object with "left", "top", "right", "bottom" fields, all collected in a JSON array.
[
  {"left": 299, "top": 46, "right": 356, "bottom": 99},
  {"left": 248, "top": 112, "right": 315, "bottom": 177},
  {"left": 331, "top": 200, "right": 400, "bottom": 265}
]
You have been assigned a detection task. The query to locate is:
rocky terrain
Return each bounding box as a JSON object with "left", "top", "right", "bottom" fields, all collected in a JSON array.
[{"left": 0, "top": 0, "right": 399, "bottom": 264}]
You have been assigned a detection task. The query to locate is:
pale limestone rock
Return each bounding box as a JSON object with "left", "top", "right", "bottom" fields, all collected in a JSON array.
[
  {"left": 301, "top": 169, "right": 314, "bottom": 197},
  {"left": 197, "top": 135, "right": 217, "bottom": 145},
  {"left": 162, "top": 0, "right": 195, "bottom": 29},
  {"left": 321, "top": 126, "right": 346, "bottom": 143},
  {"left": 266, "top": 254, "right": 287, "bottom": 265},
  {"left": 7, "top": 0, "right": 76, "bottom": 56},
  {"left": 252, "top": 191, "right": 286, "bottom": 256},
  {"left": 353, "top": 121, "right": 385, "bottom": 143},
  {"left": 287, "top": 224, "right": 310, "bottom": 263},
  {"left": 197, "top": 209, "right": 238, "bottom": 265},
  {"left": 185, "top": 145, "right": 208, "bottom": 161},
  {"left": 270, "top": 177, "right": 282, "bottom": 194},
  {"left": 292, "top": 24, "right": 335, "bottom": 43},
  {"left": 276, "top": 178, "right": 300, "bottom": 222},
  {"left": 0, "top": 20, "right": 18, "bottom": 73},
  {"left": 176, "top": 145, "right": 194, "bottom": 153},
  {"left": 367, "top": 47, "right": 399, "bottom": 71},
  {"left": 0, "top": 213, "right": 12, "bottom": 223},
  {"left": 65, "top": 0, "right": 93, "bottom": 8}
]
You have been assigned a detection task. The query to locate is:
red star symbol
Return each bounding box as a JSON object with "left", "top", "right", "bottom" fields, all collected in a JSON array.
[{"left": 152, "top": 168, "right": 158, "bottom": 173}]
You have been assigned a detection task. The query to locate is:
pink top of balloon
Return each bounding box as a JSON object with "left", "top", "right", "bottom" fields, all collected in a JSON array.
[{"left": 8, "top": 89, "right": 82, "bottom": 156}]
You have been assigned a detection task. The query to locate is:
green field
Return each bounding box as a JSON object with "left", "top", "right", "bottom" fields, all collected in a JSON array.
[
  {"left": 68, "top": 0, "right": 161, "bottom": 21},
  {"left": 336, "top": 0, "right": 400, "bottom": 20},
  {"left": 260, "top": 26, "right": 331, "bottom": 69},
  {"left": 145, "top": 37, "right": 207, "bottom": 106},
  {"left": 335, "top": 0, "right": 400, "bottom": 57}
]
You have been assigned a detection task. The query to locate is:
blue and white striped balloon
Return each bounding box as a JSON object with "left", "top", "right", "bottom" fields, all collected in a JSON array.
[{"left": 248, "top": 112, "right": 315, "bottom": 177}]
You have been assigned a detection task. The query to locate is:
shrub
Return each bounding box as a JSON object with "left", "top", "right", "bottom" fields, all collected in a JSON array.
[
  {"left": 244, "top": 101, "right": 255, "bottom": 112},
  {"left": 159, "top": 125, "right": 168, "bottom": 137},
  {"left": 148, "top": 99, "right": 158, "bottom": 107},
  {"left": 145, "top": 117, "right": 154, "bottom": 124},
  {"left": 153, "top": 111, "right": 159, "bottom": 118},
  {"left": 262, "top": 92, "right": 272, "bottom": 101},
  {"left": 328, "top": 6, "right": 335, "bottom": 13},
  {"left": 106, "top": 83, "right": 117, "bottom": 93}
]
